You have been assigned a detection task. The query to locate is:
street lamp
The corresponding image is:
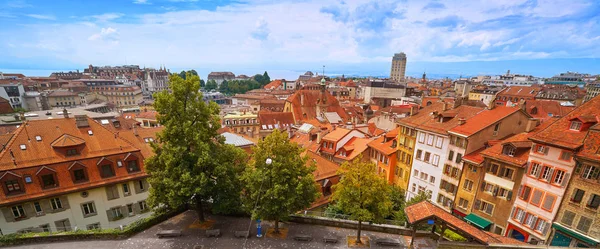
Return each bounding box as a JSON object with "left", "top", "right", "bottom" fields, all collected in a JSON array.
[
  {"left": 265, "top": 157, "right": 272, "bottom": 165},
  {"left": 257, "top": 157, "right": 272, "bottom": 238}
]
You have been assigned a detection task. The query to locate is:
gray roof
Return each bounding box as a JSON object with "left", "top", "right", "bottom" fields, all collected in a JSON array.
[{"left": 222, "top": 132, "right": 254, "bottom": 147}]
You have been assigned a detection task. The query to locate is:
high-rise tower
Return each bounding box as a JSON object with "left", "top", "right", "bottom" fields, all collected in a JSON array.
[{"left": 390, "top": 52, "right": 407, "bottom": 82}]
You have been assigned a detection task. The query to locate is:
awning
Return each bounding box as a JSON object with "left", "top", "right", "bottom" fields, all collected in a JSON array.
[
  {"left": 553, "top": 223, "right": 599, "bottom": 246},
  {"left": 452, "top": 209, "right": 466, "bottom": 217},
  {"left": 464, "top": 213, "right": 492, "bottom": 230}
]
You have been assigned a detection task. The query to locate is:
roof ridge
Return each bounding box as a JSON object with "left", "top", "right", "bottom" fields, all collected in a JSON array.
[{"left": 0, "top": 123, "right": 25, "bottom": 164}]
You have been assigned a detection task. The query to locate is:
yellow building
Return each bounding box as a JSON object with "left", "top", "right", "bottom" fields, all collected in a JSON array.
[
  {"left": 395, "top": 124, "right": 417, "bottom": 190},
  {"left": 222, "top": 111, "right": 259, "bottom": 138}
]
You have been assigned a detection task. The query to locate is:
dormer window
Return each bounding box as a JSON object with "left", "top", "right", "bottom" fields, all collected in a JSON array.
[
  {"left": 40, "top": 174, "right": 57, "bottom": 189},
  {"left": 5, "top": 180, "right": 22, "bottom": 194},
  {"left": 503, "top": 146, "right": 516, "bottom": 157},
  {"left": 88, "top": 130, "right": 93, "bottom": 136},
  {"left": 570, "top": 121, "right": 582, "bottom": 131},
  {"left": 100, "top": 164, "right": 115, "bottom": 178},
  {"left": 127, "top": 160, "right": 140, "bottom": 173},
  {"left": 66, "top": 149, "right": 79, "bottom": 156}
]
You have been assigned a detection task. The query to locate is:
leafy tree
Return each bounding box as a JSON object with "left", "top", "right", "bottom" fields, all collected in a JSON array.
[
  {"left": 219, "top": 80, "right": 229, "bottom": 93},
  {"left": 242, "top": 129, "right": 319, "bottom": 233},
  {"left": 332, "top": 155, "right": 391, "bottom": 245},
  {"left": 253, "top": 74, "right": 264, "bottom": 85},
  {"left": 205, "top": 79, "right": 218, "bottom": 91},
  {"left": 178, "top": 70, "right": 187, "bottom": 80},
  {"left": 200, "top": 79, "right": 206, "bottom": 87},
  {"left": 145, "top": 72, "right": 246, "bottom": 222},
  {"left": 262, "top": 71, "right": 271, "bottom": 85}
]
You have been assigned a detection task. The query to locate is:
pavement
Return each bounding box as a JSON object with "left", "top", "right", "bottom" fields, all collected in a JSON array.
[{"left": 6, "top": 210, "right": 437, "bottom": 249}]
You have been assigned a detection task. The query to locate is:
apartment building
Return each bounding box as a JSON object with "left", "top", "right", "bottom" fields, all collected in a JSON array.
[
  {"left": 402, "top": 101, "right": 483, "bottom": 207},
  {"left": 550, "top": 119, "right": 600, "bottom": 247},
  {"left": 222, "top": 111, "right": 259, "bottom": 138},
  {"left": 507, "top": 95, "right": 600, "bottom": 244},
  {"left": 88, "top": 85, "right": 143, "bottom": 108},
  {"left": 319, "top": 128, "right": 365, "bottom": 161},
  {"left": 396, "top": 124, "right": 417, "bottom": 191},
  {"left": 495, "top": 86, "right": 542, "bottom": 107},
  {"left": 368, "top": 129, "right": 398, "bottom": 184},
  {"left": 0, "top": 115, "right": 150, "bottom": 235}
]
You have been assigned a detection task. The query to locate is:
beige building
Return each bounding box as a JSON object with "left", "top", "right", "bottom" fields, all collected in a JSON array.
[
  {"left": 222, "top": 111, "right": 259, "bottom": 138},
  {"left": 89, "top": 85, "right": 143, "bottom": 108},
  {"left": 390, "top": 52, "right": 407, "bottom": 82}
]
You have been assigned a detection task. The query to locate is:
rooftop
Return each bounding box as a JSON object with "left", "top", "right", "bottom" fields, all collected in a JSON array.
[
  {"left": 222, "top": 132, "right": 255, "bottom": 147},
  {"left": 449, "top": 106, "right": 522, "bottom": 137}
]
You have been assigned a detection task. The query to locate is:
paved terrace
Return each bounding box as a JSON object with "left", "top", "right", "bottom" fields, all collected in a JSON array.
[{"left": 6, "top": 210, "right": 437, "bottom": 249}]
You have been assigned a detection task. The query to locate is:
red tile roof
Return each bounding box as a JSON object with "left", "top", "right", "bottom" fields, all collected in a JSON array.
[
  {"left": 521, "top": 100, "right": 575, "bottom": 120},
  {"left": 335, "top": 137, "right": 372, "bottom": 161},
  {"left": 497, "top": 86, "right": 542, "bottom": 99},
  {"left": 367, "top": 135, "right": 396, "bottom": 155},
  {"left": 306, "top": 150, "right": 339, "bottom": 181},
  {"left": 449, "top": 106, "right": 523, "bottom": 136},
  {"left": 285, "top": 89, "right": 349, "bottom": 123},
  {"left": 480, "top": 133, "right": 533, "bottom": 166},
  {"left": 367, "top": 122, "right": 385, "bottom": 137},
  {"left": 0, "top": 97, "right": 13, "bottom": 114},
  {"left": 405, "top": 201, "right": 526, "bottom": 245},
  {"left": 258, "top": 111, "right": 295, "bottom": 129},
  {"left": 322, "top": 128, "right": 351, "bottom": 142},
  {"left": 339, "top": 80, "right": 356, "bottom": 87},
  {"left": 462, "top": 147, "right": 486, "bottom": 164},
  {"left": 263, "top": 80, "right": 283, "bottom": 90},
  {"left": 530, "top": 95, "right": 600, "bottom": 150},
  {"left": 399, "top": 102, "right": 485, "bottom": 135},
  {"left": 575, "top": 124, "right": 600, "bottom": 162},
  {"left": 136, "top": 111, "right": 158, "bottom": 120}
]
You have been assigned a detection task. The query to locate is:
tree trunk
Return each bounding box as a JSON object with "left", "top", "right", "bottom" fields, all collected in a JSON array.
[
  {"left": 356, "top": 220, "right": 362, "bottom": 244},
  {"left": 274, "top": 219, "right": 280, "bottom": 234},
  {"left": 195, "top": 196, "right": 205, "bottom": 222}
]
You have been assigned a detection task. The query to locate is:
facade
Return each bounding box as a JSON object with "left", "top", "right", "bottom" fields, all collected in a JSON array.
[
  {"left": 364, "top": 80, "right": 410, "bottom": 107},
  {"left": 469, "top": 87, "right": 503, "bottom": 108},
  {"left": 88, "top": 85, "right": 143, "bottom": 108},
  {"left": 550, "top": 124, "right": 600, "bottom": 247},
  {"left": 49, "top": 71, "right": 83, "bottom": 80},
  {"left": 546, "top": 72, "right": 586, "bottom": 86},
  {"left": 368, "top": 130, "right": 398, "bottom": 184},
  {"left": 143, "top": 69, "right": 169, "bottom": 96},
  {"left": 257, "top": 111, "right": 294, "bottom": 139},
  {"left": 46, "top": 90, "right": 88, "bottom": 108},
  {"left": 390, "top": 52, "right": 407, "bottom": 82},
  {"left": 283, "top": 84, "right": 349, "bottom": 124},
  {"left": 0, "top": 115, "right": 150, "bottom": 235},
  {"left": 507, "top": 95, "right": 600, "bottom": 244},
  {"left": 583, "top": 82, "right": 600, "bottom": 103},
  {"left": 535, "top": 86, "right": 584, "bottom": 106},
  {"left": 207, "top": 72, "right": 235, "bottom": 86},
  {"left": 396, "top": 123, "right": 417, "bottom": 190},
  {"left": 454, "top": 80, "right": 476, "bottom": 98},
  {"left": 339, "top": 80, "right": 357, "bottom": 99},
  {"left": 0, "top": 81, "right": 27, "bottom": 110},
  {"left": 222, "top": 111, "right": 259, "bottom": 138}
]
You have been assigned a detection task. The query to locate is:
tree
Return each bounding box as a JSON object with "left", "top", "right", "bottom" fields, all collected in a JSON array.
[
  {"left": 205, "top": 79, "right": 218, "bottom": 91},
  {"left": 145, "top": 72, "right": 246, "bottom": 222},
  {"left": 178, "top": 70, "right": 187, "bottom": 80},
  {"left": 262, "top": 71, "right": 271, "bottom": 85},
  {"left": 332, "top": 156, "right": 391, "bottom": 245},
  {"left": 253, "top": 74, "right": 264, "bottom": 85},
  {"left": 200, "top": 79, "right": 206, "bottom": 87},
  {"left": 242, "top": 129, "right": 319, "bottom": 233},
  {"left": 219, "top": 80, "right": 229, "bottom": 93}
]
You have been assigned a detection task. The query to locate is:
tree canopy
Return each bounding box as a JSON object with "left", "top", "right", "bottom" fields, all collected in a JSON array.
[
  {"left": 145, "top": 72, "right": 246, "bottom": 222},
  {"left": 205, "top": 79, "right": 218, "bottom": 91},
  {"left": 218, "top": 79, "right": 262, "bottom": 95},
  {"left": 252, "top": 71, "right": 271, "bottom": 86},
  {"left": 176, "top": 69, "right": 198, "bottom": 80},
  {"left": 242, "top": 129, "right": 319, "bottom": 233},
  {"left": 332, "top": 156, "right": 391, "bottom": 244}
]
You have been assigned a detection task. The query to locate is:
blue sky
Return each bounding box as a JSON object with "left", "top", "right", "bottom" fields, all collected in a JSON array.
[{"left": 0, "top": 0, "right": 599, "bottom": 79}]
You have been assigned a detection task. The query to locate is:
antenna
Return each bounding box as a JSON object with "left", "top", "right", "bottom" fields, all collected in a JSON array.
[{"left": 322, "top": 65, "right": 325, "bottom": 77}]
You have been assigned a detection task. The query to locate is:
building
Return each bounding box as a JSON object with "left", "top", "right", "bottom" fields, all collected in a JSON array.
[
  {"left": 143, "top": 69, "right": 169, "bottom": 96},
  {"left": 396, "top": 115, "right": 418, "bottom": 190},
  {"left": 495, "top": 86, "right": 542, "bottom": 107},
  {"left": 234, "top": 75, "right": 250, "bottom": 81},
  {"left": 259, "top": 99, "right": 285, "bottom": 112},
  {"left": 506, "top": 95, "right": 600, "bottom": 244},
  {"left": 550, "top": 122, "right": 600, "bottom": 247},
  {"left": 368, "top": 129, "right": 398, "bottom": 184},
  {"left": 221, "top": 132, "right": 255, "bottom": 154},
  {"left": 263, "top": 80, "right": 283, "bottom": 90},
  {"left": 333, "top": 136, "right": 372, "bottom": 165},
  {"left": 207, "top": 72, "right": 235, "bottom": 86},
  {"left": 454, "top": 80, "right": 476, "bottom": 98},
  {"left": 0, "top": 115, "right": 151, "bottom": 235},
  {"left": 364, "top": 80, "right": 413, "bottom": 107},
  {"left": 283, "top": 82, "right": 349, "bottom": 124},
  {"left": 339, "top": 80, "right": 357, "bottom": 99},
  {"left": 327, "top": 86, "right": 351, "bottom": 101},
  {"left": 202, "top": 91, "right": 227, "bottom": 105},
  {"left": 519, "top": 100, "right": 575, "bottom": 122},
  {"left": 0, "top": 80, "right": 27, "bottom": 110},
  {"left": 135, "top": 111, "right": 159, "bottom": 128},
  {"left": 583, "top": 82, "right": 600, "bottom": 103},
  {"left": 390, "top": 52, "right": 407, "bottom": 82},
  {"left": 49, "top": 71, "right": 83, "bottom": 80},
  {"left": 402, "top": 102, "right": 484, "bottom": 207},
  {"left": 46, "top": 90, "right": 92, "bottom": 108},
  {"left": 535, "top": 85, "right": 585, "bottom": 106},
  {"left": 88, "top": 85, "right": 143, "bottom": 108},
  {"left": 546, "top": 72, "right": 586, "bottom": 86},
  {"left": 222, "top": 111, "right": 259, "bottom": 138},
  {"left": 318, "top": 128, "right": 366, "bottom": 161},
  {"left": 257, "top": 111, "right": 294, "bottom": 139},
  {"left": 469, "top": 87, "right": 503, "bottom": 108}
]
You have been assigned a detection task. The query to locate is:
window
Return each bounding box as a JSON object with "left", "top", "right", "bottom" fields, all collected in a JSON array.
[
  {"left": 525, "top": 213, "right": 537, "bottom": 227},
  {"left": 123, "top": 183, "right": 130, "bottom": 195},
  {"left": 534, "top": 219, "right": 547, "bottom": 234},
  {"left": 418, "top": 133, "right": 425, "bottom": 143},
  {"left": 50, "top": 198, "right": 62, "bottom": 210},
  {"left": 413, "top": 170, "right": 419, "bottom": 178},
  {"left": 429, "top": 176, "right": 435, "bottom": 184},
  {"left": 20, "top": 144, "right": 26, "bottom": 150},
  {"left": 576, "top": 216, "right": 592, "bottom": 233},
  {"left": 12, "top": 205, "right": 25, "bottom": 218},
  {"left": 424, "top": 152, "right": 431, "bottom": 163},
  {"left": 435, "top": 136, "right": 443, "bottom": 148},
  {"left": 581, "top": 165, "right": 600, "bottom": 180},
  {"left": 502, "top": 168, "right": 514, "bottom": 180},
  {"left": 127, "top": 160, "right": 140, "bottom": 173},
  {"left": 35, "top": 135, "right": 42, "bottom": 141},
  {"left": 427, "top": 134, "right": 434, "bottom": 145},
  {"left": 100, "top": 164, "right": 115, "bottom": 178},
  {"left": 570, "top": 121, "right": 582, "bottom": 131},
  {"left": 514, "top": 208, "right": 525, "bottom": 222},
  {"left": 420, "top": 172, "right": 428, "bottom": 180},
  {"left": 463, "top": 179, "right": 474, "bottom": 192},
  {"left": 81, "top": 202, "right": 96, "bottom": 216},
  {"left": 110, "top": 207, "right": 122, "bottom": 219},
  {"left": 127, "top": 204, "right": 134, "bottom": 216},
  {"left": 444, "top": 164, "right": 451, "bottom": 175},
  {"left": 432, "top": 154, "right": 439, "bottom": 166},
  {"left": 416, "top": 150, "right": 422, "bottom": 160},
  {"left": 117, "top": 161, "right": 123, "bottom": 167},
  {"left": 66, "top": 149, "right": 78, "bottom": 156},
  {"left": 448, "top": 150, "right": 454, "bottom": 161},
  {"left": 561, "top": 211, "right": 576, "bottom": 226},
  {"left": 484, "top": 182, "right": 494, "bottom": 193},
  {"left": 487, "top": 163, "right": 499, "bottom": 174},
  {"left": 451, "top": 167, "right": 459, "bottom": 178},
  {"left": 542, "top": 194, "right": 556, "bottom": 211},
  {"left": 503, "top": 146, "right": 515, "bottom": 156},
  {"left": 540, "top": 166, "right": 552, "bottom": 181},
  {"left": 571, "top": 189, "right": 585, "bottom": 203},
  {"left": 40, "top": 224, "right": 50, "bottom": 232},
  {"left": 139, "top": 201, "right": 147, "bottom": 211},
  {"left": 530, "top": 189, "right": 543, "bottom": 206},
  {"left": 4, "top": 179, "right": 22, "bottom": 194},
  {"left": 66, "top": 168, "right": 84, "bottom": 184},
  {"left": 528, "top": 163, "right": 541, "bottom": 178},
  {"left": 587, "top": 194, "right": 600, "bottom": 209},
  {"left": 552, "top": 170, "right": 566, "bottom": 185},
  {"left": 458, "top": 198, "right": 469, "bottom": 209},
  {"left": 493, "top": 123, "right": 500, "bottom": 135},
  {"left": 41, "top": 174, "right": 57, "bottom": 188},
  {"left": 86, "top": 223, "right": 101, "bottom": 230},
  {"left": 138, "top": 180, "right": 145, "bottom": 191},
  {"left": 559, "top": 151, "right": 572, "bottom": 161},
  {"left": 480, "top": 201, "right": 494, "bottom": 215},
  {"left": 33, "top": 202, "right": 43, "bottom": 214},
  {"left": 411, "top": 183, "right": 416, "bottom": 192},
  {"left": 536, "top": 145, "right": 547, "bottom": 154},
  {"left": 455, "top": 153, "right": 462, "bottom": 163}
]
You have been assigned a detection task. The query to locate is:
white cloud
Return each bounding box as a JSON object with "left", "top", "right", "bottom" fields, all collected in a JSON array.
[
  {"left": 25, "top": 14, "right": 55, "bottom": 20},
  {"left": 133, "top": 0, "right": 150, "bottom": 4},
  {"left": 90, "top": 13, "right": 123, "bottom": 22},
  {"left": 88, "top": 27, "right": 118, "bottom": 41}
]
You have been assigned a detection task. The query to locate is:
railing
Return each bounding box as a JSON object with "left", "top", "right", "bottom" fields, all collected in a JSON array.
[{"left": 300, "top": 210, "right": 408, "bottom": 227}]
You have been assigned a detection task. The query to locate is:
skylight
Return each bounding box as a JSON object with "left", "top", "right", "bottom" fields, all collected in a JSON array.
[
  {"left": 88, "top": 130, "right": 94, "bottom": 135},
  {"left": 35, "top": 135, "right": 42, "bottom": 141},
  {"left": 20, "top": 144, "right": 26, "bottom": 150}
]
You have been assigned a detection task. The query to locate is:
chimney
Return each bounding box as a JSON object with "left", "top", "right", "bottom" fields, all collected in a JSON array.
[
  {"left": 525, "top": 118, "right": 540, "bottom": 132},
  {"left": 458, "top": 118, "right": 466, "bottom": 125},
  {"left": 518, "top": 99, "right": 526, "bottom": 111},
  {"left": 316, "top": 132, "right": 323, "bottom": 144},
  {"left": 300, "top": 93, "right": 304, "bottom": 105},
  {"left": 74, "top": 115, "right": 89, "bottom": 128},
  {"left": 442, "top": 101, "right": 448, "bottom": 111},
  {"left": 133, "top": 124, "right": 138, "bottom": 136},
  {"left": 19, "top": 112, "right": 25, "bottom": 121}
]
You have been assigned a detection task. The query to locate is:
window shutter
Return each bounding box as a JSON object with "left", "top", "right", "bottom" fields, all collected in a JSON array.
[
  {"left": 517, "top": 185, "right": 523, "bottom": 197},
  {"left": 524, "top": 162, "right": 529, "bottom": 172},
  {"left": 519, "top": 212, "right": 526, "bottom": 223},
  {"left": 481, "top": 182, "right": 486, "bottom": 191},
  {"left": 507, "top": 191, "right": 513, "bottom": 201},
  {"left": 561, "top": 173, "right": 570, "bottom": 187},
  {"left": 493, "top": 186, "right": 499, "bottom": 197},
  {"left": 474, "top": 200, "right": 481, "bottom": 210},
  {"left": 510, "top": 207, "right": 516, "bottom": 218},
  {"left": 548, "top": 168, "right": 554, "bottom": 180},
  {"left": 531, "top": 216, "right": 538, "bottom": 228},
  {"left": 106, "top": 210, "right": 114, "bottom": 221},
  {"left": 541, "top": 221, "right": 549, "bottom": 235},
  {"left": 535, "top": 167, "right": 542, "bottom": 178},
  {"left": 544, "top": 147, "right": 549, "bottom": 155}
]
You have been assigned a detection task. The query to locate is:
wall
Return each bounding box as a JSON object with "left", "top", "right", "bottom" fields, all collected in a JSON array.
[
  {"left": 454, "top": 162, "right": 483, "bottom": 217},
  {"left": 407, "top": 130, "right": 448, "bottom": 205}
]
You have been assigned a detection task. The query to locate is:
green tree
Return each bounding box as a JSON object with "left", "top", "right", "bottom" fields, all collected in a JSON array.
[
  {"left": 219, "top": 80, "right": 229, "bottom": 93},
  {"left": 253, "top": 74, "right": 264, "bottom": 84},
  {"left": 242, "top": 129, "right": 319, "bottom": 233},
  {"left": 145, "top": 73, "right": 246, "bottom": 222},
  {"left": 262, "top": 71, "right": 271, "bottom": 85},
  {"left": 200, "top": 79, "right": 206, "bottom": 87},
  {"left": 178, "top": 70, "right": 187, "bottom": 80},
  {"left": 332, "top": 156, "right": 391, "bottom": 245},
  {"left": 205, "top": 79, "right": 218, "bottom": 91}
]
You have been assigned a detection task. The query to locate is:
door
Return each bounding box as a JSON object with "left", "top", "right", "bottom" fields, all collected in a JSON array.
[
  {"left": 550, "top": 231, "right": 572, "bottom": 247},
  {"left": 511, "top": 229, "right": 526, "bottom": 242}
]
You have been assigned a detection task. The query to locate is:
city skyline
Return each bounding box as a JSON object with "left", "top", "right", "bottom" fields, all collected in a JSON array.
[{"left": 1, "top": 0, "right": 599, "bottom": 79}]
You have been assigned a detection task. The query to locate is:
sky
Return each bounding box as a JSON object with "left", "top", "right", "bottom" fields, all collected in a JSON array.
[{"left": 0, "top": 0, "right": 599, "bottom": 79}]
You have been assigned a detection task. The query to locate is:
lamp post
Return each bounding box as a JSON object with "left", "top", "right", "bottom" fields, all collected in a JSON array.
[{"left": 257, "top": 157, "right": 272, "bottom": 238}]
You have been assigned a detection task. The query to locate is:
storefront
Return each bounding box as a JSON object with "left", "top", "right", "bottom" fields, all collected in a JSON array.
[
  {"left": 550, "top": 223, "right": 598, "bottom": 248},
  {"left": 464, "top": 213, "right": 492, "bottom": 231},
  {"left": 506, "top": 223, "right": 529, "bottom": 242}
]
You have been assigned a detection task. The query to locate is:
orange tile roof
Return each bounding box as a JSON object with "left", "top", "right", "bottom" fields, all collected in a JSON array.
[
  {"left": 462, "top": 147, "right": 486, "bottom": 164},
  {"left": 449, "top": 106, "right": 522, "bottom": 136},
  {"left": 480, "top": 133, "right": 534, "bottom": 166},
  {"left": 405, "top": 201, "right": 526, "bottom": 245},
  {"left": 339, "top": 79, "right": 356, "bottom": 87},
  {"left": 334, "top": 137, "right": 372, "bottom": 161},
  {"left": 136, "top": 111, "right": 158, "bottom": 120},
  {"left": 530, "top": 95, "right": 600, "bottom": 150},
  {"left": 399, "top": 102, "right": 485, "bottom": 135},
  {"left": 575, "top": 124, "right": 600, "bottom": 162},
  {"left": 258, "top": 111, "right": 295, "bottom": 127},
  {"left": 367, "top": 135, "right": 396, "bottom": 155},
  {"left": 306, "top": 150, "right": 339, "bottom": 181},
  {"left": 522, "top": 100, "right": 575, "bottom": 120},
  {"left": 285, "top": 89, "right": 349, "bottom": 123},
  {"left": 322, "top": 128, "right": 351, "bottom": 142},
  {"left": 263, "top": 80, "right": 283, "bottom": 90},
  {"left": 497, "top": 86, "right": 542, "bottom": 98},
  {"left": 367, "top": 122, "right": 386, "bottom": 137}
]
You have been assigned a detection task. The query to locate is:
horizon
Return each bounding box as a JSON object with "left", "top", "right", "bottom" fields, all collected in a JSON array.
[{"left": 1, "top": 0, "right": 599, "bottom": 79}]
